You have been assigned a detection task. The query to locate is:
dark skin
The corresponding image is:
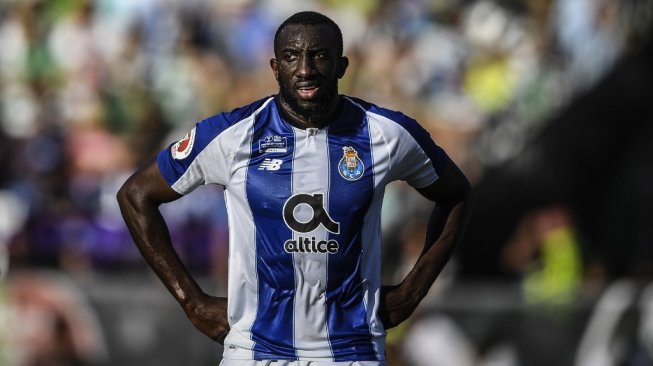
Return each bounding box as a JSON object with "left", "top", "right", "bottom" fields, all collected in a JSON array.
[
  {"left": 271, "top": 24, "right": 348, "bottom": 129},
  {"left": 378, "top": 151, "right": 473, "bottom": 328},
  {"left": 116, "top": 162, "right": 229, "bottom": 342},
  {"left": 117, "top": 23, "right": 472, "bottom": 344}
]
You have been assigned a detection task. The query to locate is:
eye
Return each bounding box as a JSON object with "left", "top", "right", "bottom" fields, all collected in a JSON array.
[
  {"left": 315, "top": 51, "right": 328, "bottom": 60},
  {"left": 283, "top": 53, "right": 297, "bottom": 62}
]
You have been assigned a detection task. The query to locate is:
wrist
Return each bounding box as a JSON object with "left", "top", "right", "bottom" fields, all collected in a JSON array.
[
  {"left": 174, "top": 283, "right": 204, "bottom": 309},
  {"left": 400, "top": 277, "right": 427, "bottom": 307}
]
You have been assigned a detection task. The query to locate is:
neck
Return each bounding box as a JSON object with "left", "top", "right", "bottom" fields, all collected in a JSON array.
[{"left": 275, "top": 94, "right": 343, "bottom": 129}]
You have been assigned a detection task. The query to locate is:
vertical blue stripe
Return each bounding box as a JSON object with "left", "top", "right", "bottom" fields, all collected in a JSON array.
[
  {"left": 325, "top": 103, "right": 377, "bottom": 361},
  {"left": 246, "top": 103, "right": 297, "bottom": 360}
]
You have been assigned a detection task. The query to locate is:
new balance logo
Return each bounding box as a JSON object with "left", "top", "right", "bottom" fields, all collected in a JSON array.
[{"left": 259, "top": 158, "right": 283, "bottom": 171}]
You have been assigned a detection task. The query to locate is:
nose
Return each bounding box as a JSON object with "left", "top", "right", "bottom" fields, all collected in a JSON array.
[{"left": 296, "top": 54, "right": 315, "bottom": 78}]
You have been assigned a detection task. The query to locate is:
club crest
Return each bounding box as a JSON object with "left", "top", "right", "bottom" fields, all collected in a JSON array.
[
  {"left": 171, "top": 127, "right": 196, "bottom": 160},
  {"left": 338, "top": 146, "right": 364, "bottom": 181}
]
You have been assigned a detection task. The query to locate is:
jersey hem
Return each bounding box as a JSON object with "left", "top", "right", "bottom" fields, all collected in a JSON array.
[
  {"left": 408, "top": 174, "right": 439, "bottom": 189},
  {"left": 223, "top": 346, "right": 385, "bottom": 361}
]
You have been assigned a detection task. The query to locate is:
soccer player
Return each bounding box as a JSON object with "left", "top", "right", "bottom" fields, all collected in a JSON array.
[{"left": 117, "top": 11, "right": 473, "bottom": 366}]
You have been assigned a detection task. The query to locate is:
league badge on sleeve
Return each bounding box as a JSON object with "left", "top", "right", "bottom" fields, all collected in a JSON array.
[
  {"left": 338, "top": 146, "right": 364, "bottom": 181},
  {"left": 171, "top": 127, "right": 196, "bottom": 160}
]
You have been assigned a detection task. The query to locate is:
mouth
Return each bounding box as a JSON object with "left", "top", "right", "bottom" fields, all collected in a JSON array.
[{"left": 296, "top": 84, "right": 320, "bottom": 100}]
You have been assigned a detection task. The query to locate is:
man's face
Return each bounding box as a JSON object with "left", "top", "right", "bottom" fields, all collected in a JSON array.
[{"left": 271, "top": 24, "right": 347, "bottom": 122}]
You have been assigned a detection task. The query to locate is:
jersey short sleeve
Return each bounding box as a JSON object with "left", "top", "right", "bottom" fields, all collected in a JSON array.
[
  {"left": 364, "top": 104, "right": 444, "bottom": 189},
  {"left": 156, "top": 121, "right": 224, "bottom": 194},
  {"left": 157, "top": 124, "right": 201, "bottom": 194},
  {"left": 389, "top": 115, "right": 444, "bottom": 188},
  {"left": 156, "top": 97, "right": 271, "bottom": 194}
]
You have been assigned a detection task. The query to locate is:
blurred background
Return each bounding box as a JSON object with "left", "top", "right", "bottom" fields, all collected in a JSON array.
[{"left": 0, "top": 0, "right": 652, "bottom": 365}]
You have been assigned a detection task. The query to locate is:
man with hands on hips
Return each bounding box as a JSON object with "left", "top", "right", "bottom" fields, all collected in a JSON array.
[{"left": 117, "top": 11, "right": 472, "bottom": 366}]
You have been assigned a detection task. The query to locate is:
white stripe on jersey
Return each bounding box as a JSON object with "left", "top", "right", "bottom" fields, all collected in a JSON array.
[
  {"left": 220, "top": 99, "right": 274, "bottom": 359},
  {"left": 291, "top": 127, "right": 333, "bottom": 358},
  {"left": 221, "top": 120, "right": 257, "bottom": 359}
]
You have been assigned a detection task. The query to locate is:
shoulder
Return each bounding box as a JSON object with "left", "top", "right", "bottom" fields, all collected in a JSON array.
[
  {"left": 167, "top": 96, "right": 273, "bottom": 162},
  {"left": 344, "top": 96, "right": 412, "bottom": 122},
  {"left": 344, "top": 96, "right": 430, "bottom": 143},
  {"left": 200, "top": 96, "right": 274, "bottom": 136}
]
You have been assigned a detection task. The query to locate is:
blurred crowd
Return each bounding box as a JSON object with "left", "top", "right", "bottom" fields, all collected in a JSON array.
[{"left": 0, "top": 0, "right": 652, "bottom": 365}]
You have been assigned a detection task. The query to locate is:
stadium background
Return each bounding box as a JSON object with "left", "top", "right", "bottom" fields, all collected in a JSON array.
[{"left": 0, "top": 0, "right": 652, "bottom": 365}]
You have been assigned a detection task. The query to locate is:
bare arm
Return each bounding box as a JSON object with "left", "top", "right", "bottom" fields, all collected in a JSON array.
[
  {"left": 116, "top": 159, "right": 229, "bottom": 342},
  {"left": 379, "top": 151, "right": 473, "bottom": 329}
]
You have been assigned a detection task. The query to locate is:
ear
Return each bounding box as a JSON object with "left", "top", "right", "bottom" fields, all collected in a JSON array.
[
  {"left": 337, "top": 56, "right": 349, "bottom": 79},
  {"left": 270, "top": 58, "right": 279, "bottom": 80}
]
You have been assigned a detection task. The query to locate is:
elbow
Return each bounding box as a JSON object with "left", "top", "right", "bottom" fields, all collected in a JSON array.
[
  {"left": 116, "top": 178, "right": 145, "bottom": 211},
  {"left": 116, "top": 180, "right": 134, "bottom": 210},
  {"left": 455, "top": 178, "right": 474, "bottom": 214},
  {"left": 460, "top": 179, "right": 473, "bottom": 204},
  {"left": 448, "top": 174, "right": 473, "bottom": 208}
]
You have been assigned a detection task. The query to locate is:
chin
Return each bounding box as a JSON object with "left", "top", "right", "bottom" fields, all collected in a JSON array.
[
  {"left": 284, "top": 95, "right": 324, "bottom": 115},
  {"left": 279, "top": 83, "right": 338, "bottom": 119},
  {"left": 296, "top": 98, "right": 323, "bottom": 109}
]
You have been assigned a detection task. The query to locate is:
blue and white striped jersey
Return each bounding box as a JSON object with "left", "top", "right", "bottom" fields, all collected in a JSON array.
[{"left": 157, "top": 96, "right": 443, "bottom": 362}]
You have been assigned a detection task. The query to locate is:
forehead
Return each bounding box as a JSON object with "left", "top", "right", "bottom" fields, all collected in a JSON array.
[{"left": 277, "top": 24, "right": 339, "bottom": 50}]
